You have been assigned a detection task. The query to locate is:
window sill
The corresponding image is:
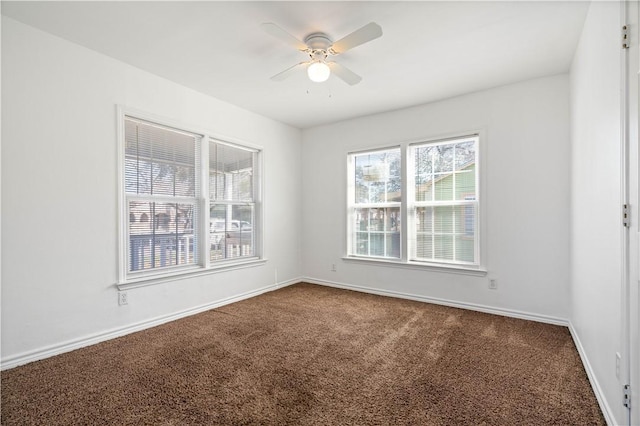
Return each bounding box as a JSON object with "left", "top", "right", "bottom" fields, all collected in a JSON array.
[
  {"left": 341, "top": 256, "right": 487, "bottom": 276},
  {"left": 117, "top": 257, "right": 268, "bottom": 290}
]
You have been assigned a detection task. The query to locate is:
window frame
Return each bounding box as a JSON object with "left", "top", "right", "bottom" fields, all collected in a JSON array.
[
  {"left": 116, "top": 106, "right": 265, "bottom": 289},
  {"left": 346, "top": 146, "right": 402, "bottom": 260},
  {"left": 345, "top": 132, "right": 487, "bottom": 276},
  {"left": 408, "top": 135, "right": 480, "bottom": 266},
  {"left": 208, "top": 139, "right": 259, "bottom": 264}
]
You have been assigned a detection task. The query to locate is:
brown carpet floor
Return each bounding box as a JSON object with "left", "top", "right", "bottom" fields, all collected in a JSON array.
[{"left": 1, "top": 283, "right": 604, "bottom": 425}]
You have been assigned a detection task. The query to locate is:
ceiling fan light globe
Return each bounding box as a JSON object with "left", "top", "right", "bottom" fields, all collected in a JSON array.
[{"left": 307, "top": 62, "right": 330, "bottom": 83}]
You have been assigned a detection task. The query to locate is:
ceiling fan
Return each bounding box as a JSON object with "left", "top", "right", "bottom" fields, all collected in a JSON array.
[{"left": 261, "top": 22, "right": 383, "bottom": 86}]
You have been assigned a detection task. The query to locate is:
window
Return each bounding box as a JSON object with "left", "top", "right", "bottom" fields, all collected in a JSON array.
[
  {"left": 410, "top": 137, "right": 478, "bottom": 265},
  {"left": 119, "top": 111, "right": 262, "bottom": 284},
  {"left": 348, "top": 148, "right": 402, "bottom": 259},
  {"left": 209, "top": 142, "right": 256, "bottom": 262},
  {"left": 124, "top": 117, "right": 200, "bottom": 274},
  {"left": 347, "top": 135, "right": 480, "bottom": 270}
]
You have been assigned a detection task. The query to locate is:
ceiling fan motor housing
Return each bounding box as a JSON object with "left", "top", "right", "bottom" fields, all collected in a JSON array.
[{"left": 304, "top": 33, "right": 332, "bottom": 50}]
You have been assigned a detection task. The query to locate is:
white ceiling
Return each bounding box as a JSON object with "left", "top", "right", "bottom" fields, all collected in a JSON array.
[{"left": 2, "top": 1, "right": 590, "bottom": 129}]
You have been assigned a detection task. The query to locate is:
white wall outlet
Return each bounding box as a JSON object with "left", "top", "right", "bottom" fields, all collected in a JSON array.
[
  {"left": 118, "top": 291, "right": 128, "bottom": 306},
  {"left": 331, "top": 263, "right": 337, "bottom": 272},
  {"left": 616, "top": 352, "right": 621, "bottom": 378},
  {"left": 489, "top": 279, "right": 498, "bottom": 290}
]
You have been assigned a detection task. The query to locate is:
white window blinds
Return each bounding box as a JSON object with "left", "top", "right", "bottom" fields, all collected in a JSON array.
[
  {"left": 124, "top": 117, "right": 200, "bottom": 274},
  {"left": 410, "top": 136, "right": 479, "bottom": 264}
]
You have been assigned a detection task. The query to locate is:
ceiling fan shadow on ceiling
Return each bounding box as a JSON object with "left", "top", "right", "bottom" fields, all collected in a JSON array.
[{"left": 261, "top": 22, "right": 383, "bottom": 86}]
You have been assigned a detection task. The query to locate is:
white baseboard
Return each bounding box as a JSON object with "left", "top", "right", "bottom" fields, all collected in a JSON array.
[
  {"left": 568, "top": 323, "right": 616, "bottom": 426},
  {"left": 302, "top": 277, "right": 569, "bottom": 326},
  {"left": 1, "top": 277, "right": 301, "bottom": 371}
]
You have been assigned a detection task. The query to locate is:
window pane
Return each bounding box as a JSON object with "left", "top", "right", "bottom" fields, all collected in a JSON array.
[
  {"left": 434, "top": 175, "right": 454, "bottom": 201},
  {"left": 430, "top": 145, "right": 454, "bottom": 174},
  {"left": 455, "top": 141, "right": 476, "bottom": 171},
  {"left": 370, "top": 234, "right": 385, "bottom": 256},
  {"left": 210, "top": 142, "right": 254, "bottom": 202},
  {"left": 129, "top": 201, "right": 197, "bottom": 272},
  {"left": 455, "top": 235, "right": 475, "bottom": 263},
  {"left": 210, "top": 203, "right": 255, "bottom": 262},
  {"left": 355, "top": 232, "right": 369, "bottom": 256},
  {"left": 415, "top": 145, "right": 434, "bottom": 202},
  {"left": 455, "top": 169, "right": 476, "bottom": 201},
  {"left": 415, "top": 140, "right": 476, "bottom": 202},
  {"left": 414, "top": 203, "right": 476, "bottom": 264},
  {"left": 354, "top": 149, "right": 401, "bottom": 204},
  {"left": 124, "top": 118, "right": 198, "bottom": 197},
  {"left": 175, "top": 165, "right": 196, "bottom": 197},
  {"left": 461, "top": 203, "right": 476, "bottom": 237},
  {"left": 416, "top": 233, "right": 433, "bottom": 259},
  {"left": 455, "top": 140, "right": 476, "bottom": 200},
  {"left": 434, "top": 205, "right": 454, "bottom": 233},
  {"left": 434, "top": 234, "right": 454, "bottom": 260},
  {"left": 354, "top": 207, "right": 401, "bottom": 232},
  {"left": 352, "top": 207, "right": 400, "bottom": 258}
]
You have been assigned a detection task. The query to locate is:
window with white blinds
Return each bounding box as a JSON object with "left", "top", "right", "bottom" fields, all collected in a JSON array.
[
  {"left": 347, "top": 135, "right": 480, "bottom": 269},
  {"left": 124, "top": 117, "right": 200, "bottom": 274},
  {"left": 410, "top": 136, "right": 479, "bottom": 265},
  {"left": 119, "top": 111, "right": 262, "bottom": 283}
]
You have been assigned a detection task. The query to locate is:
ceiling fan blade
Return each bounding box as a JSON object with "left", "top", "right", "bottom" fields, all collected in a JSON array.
[
  {"left": 328, "top": 62, "right": 362, "bottom": 86},
  {"left": 329, "top": 22, "right": 383, "bottom": 55},
  {"left": 261, "top": 23, "right": 308, "bottom": 51},
  {"left": 270, "top": 62, "right": 308, "bottom": 82}
]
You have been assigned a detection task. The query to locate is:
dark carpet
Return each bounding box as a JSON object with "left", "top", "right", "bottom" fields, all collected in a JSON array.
[{"left": 1, "top": 283, "right": 605, "bottom": 425}]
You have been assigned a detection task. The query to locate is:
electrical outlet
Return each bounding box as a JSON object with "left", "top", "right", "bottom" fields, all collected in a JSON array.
[
  {"left": 331, "top": 264, "right": 337, "bottom": 272},
  {"left": 118, "top": 291, "right": 128, "bottom": 306},
  {"left": 616, "top": 352, "right": 621, "bottom": 378},
  {"left": 489, "top": 279, "right": 498, "bottom": 290}
]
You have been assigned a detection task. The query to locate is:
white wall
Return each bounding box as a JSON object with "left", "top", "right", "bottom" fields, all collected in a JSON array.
[
  {"left": 301, "top": 74, "right": 571, "bottom": 321},
  {"left": 1, "top": 18, "right": 302, "bottom": 365},
  {"left": 570, "top": 2, "right": 626, "bottom": 424}
]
